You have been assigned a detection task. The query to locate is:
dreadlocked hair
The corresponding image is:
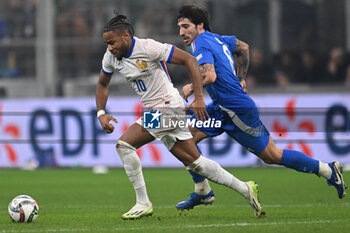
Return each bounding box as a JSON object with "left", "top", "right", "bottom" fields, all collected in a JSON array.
[{"left": 103, "top": 12, "right": 134, "bottom": 36}]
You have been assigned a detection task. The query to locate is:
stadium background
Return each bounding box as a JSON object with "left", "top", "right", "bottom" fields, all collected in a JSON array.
[{"left": 0, "top": 0, "right": 349, "bottom": 168}]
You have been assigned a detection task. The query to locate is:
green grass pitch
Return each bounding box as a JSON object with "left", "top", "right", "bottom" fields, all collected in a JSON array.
[{"left": 1, "top": 167, "right": 349, "bottom": 233}]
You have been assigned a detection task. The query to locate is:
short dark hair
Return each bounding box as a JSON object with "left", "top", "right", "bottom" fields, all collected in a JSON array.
[
  {"left": 103, "top": 12, "right": 134, "bottom": 36},
  {"left": 177, "top": 4, "right": 211, "bottom": 31}
]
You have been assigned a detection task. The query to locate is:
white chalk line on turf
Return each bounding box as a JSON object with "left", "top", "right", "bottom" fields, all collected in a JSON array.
[{"left": 1, "top": 218, "right": 349, "bottom": 233}]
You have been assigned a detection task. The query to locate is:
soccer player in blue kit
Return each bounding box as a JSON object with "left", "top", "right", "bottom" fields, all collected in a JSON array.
[{"left": 175, "top": 4, "right": 347, "bottom": 210}]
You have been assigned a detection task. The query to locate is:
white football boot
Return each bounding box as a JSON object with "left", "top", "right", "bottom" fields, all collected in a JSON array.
[
  {"left": 121, "top": 202, "right": 153, "bottom": 220},
  {"left": 245, "top": 181, "right": 266, "bottom": 217}
]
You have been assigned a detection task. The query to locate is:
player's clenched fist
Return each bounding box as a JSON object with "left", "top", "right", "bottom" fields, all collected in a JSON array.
[{"left": 182, "top": 83, "right": 194, "bottom": 102}]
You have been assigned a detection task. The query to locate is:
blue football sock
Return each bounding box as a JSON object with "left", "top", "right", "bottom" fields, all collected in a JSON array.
[
  {"left": 189, "top": 170, "right": 206, "bottom": 183},
  {"left": 280, "top": 149, "right": 319, "bottom": 174},
  {"left": 189, "top": 146, "right": 206, "bottom": 183}
]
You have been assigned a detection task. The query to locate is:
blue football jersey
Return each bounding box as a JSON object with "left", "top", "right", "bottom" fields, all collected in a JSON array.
[{"left": 191, "top": 31, "right": 256, "bottom": 113}]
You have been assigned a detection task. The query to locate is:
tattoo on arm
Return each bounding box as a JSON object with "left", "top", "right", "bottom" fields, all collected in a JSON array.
[
  {"left": 199, "top": 63, "right": 214, "bottom": 79},
  {"left": 234, "top": 39, "right": 249, "bottom": 81}
]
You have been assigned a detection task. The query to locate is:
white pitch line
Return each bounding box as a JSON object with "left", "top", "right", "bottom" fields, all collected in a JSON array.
[{"left": 1, "top": 219, "right": 349, "bottom": 233}]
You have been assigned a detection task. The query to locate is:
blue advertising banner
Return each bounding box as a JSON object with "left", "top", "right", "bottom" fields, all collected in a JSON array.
[{"left": 0, "top": 94, "right": 349, "bottom": 167}]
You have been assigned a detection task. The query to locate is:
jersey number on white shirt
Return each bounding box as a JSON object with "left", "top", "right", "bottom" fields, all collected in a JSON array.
[{"left": 133, "top": 79, "right": 147, "bottom": 92}]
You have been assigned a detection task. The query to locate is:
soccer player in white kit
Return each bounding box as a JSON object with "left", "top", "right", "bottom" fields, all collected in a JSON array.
[{"left": 96, "top": 13, "right": 264, "bottom": 219}]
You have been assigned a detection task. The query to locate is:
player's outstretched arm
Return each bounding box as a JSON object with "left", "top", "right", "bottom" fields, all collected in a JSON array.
[
  {"left": 233, "top": 39, "right": 250, "bottom": 82},
  {"left": 96, "top": 71, "right": 118, "bottom": 134},
  {"left": 170, "top": 47, "right": 208, "bottom": 121}
]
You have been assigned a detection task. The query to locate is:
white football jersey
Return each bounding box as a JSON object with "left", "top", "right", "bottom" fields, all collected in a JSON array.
[{"left": 102, "top": 37, "right": 182, "bottom": 109}]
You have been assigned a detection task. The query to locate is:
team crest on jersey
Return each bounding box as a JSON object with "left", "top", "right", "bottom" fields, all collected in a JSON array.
[{"left": 136, "top": 59, "right": 148, "bottom": 72}]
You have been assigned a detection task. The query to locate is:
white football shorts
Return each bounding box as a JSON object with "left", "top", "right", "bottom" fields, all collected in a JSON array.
[{"left": 136, "top": 97, "right": 192, "bottom": 150}]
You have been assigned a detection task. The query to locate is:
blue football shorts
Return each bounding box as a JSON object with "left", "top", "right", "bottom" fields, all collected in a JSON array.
[{"left": 191, "top": 102, "right": 270, "bottom": 154}]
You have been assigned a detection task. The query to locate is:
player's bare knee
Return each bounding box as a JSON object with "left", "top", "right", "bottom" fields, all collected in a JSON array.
[
  {"left": 189, "top": 126, "right": 207, "bottom": 143},
  {"left": 260, "top": 156, "right": 276, "bottom": 165},
  {"left": 258, "top": 151, "right": 280, "bottom": 164},
  {"left": 261, "top": 158, "right": 271, "bottom": 164},
  {"left": 258, "top": 142, "right": 283, "bottom": 164}
]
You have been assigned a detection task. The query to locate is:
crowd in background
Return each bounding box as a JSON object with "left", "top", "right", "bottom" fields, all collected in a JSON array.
[
  {"left": 0, "top": 0, "right": 350, "bottom": 88},
  {"left": 166, "top": 47, "right": 350, "bottom": 87},
  {"left": 246, "top": 48, "right": 350, "bottom": 87},
  {"left": 0, "top": 0, "right": 36, "bottom": 77}
]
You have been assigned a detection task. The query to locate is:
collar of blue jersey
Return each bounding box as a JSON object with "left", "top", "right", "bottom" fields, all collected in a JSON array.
[
  {"left": 125, "top": 37, "right": 136, "bottom": 58},
  {"left": 191, "top": 30, "right": 209, "bottom": 54},
  {"left": 199, "top": 30, "right": 210, "bottom": 36}
]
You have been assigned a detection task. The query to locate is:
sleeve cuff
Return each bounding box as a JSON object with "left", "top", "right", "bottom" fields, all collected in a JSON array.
[
  {"left": 166, "top": 45, "right": 175, "bottom": 63},
  {"left": 101, "top": 68, "right": 113, "bottom": 76}
]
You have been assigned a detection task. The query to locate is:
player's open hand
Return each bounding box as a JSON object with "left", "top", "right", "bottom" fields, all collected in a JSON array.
[
  {"left": 98, "top": 114, "right": 118, "bottom": 134},
  {"left": 182, "top": 84, "right": 194, "bottom": 102},
  {"left": 185, "top": 97, "right": 209, "bottom": 121}
]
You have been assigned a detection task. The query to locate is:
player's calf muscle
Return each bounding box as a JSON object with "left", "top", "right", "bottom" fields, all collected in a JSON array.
[{"left": 170, "top": 141, "right": 200, "bottom": 165}]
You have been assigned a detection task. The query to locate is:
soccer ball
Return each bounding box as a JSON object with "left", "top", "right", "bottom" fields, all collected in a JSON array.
[{"left": 8, "top": 195, "right": 39, "bottom": 223}]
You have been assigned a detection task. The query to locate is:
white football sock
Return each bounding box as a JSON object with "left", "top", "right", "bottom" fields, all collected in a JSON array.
[
  {"left": 116, "top": 140, "right": 151, "bottom": 205},
  {"left": 186, "top": 155, "right": 249, "bottom": 198},
  {"left": 195, "top": 179, "right": 212, "bottom": 195},
  {"left": 318, "top": 161, "right": 332, "bottom": 179}
]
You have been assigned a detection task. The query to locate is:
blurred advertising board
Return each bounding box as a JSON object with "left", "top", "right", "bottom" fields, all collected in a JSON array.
[{"left": 0, "top": 94, "right": 349, "bottom": 167}]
